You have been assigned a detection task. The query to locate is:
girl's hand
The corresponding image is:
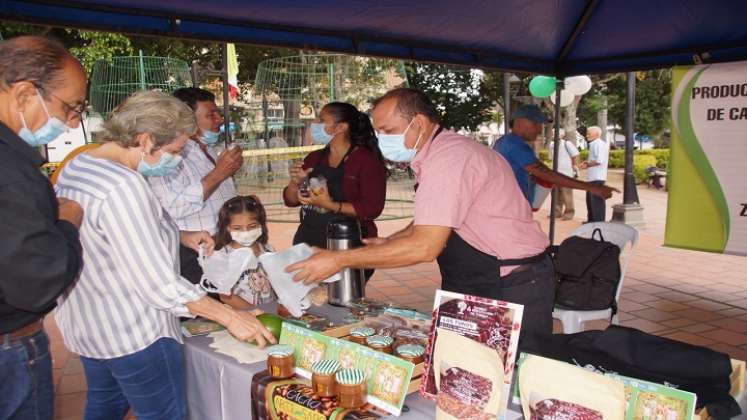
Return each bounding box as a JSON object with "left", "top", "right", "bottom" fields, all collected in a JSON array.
[
  {"left": 298, "top": 186, "right": 334, "bottom": 210},
  {"left": 180, "top": 230, "right": 215, "bottom": 256}
]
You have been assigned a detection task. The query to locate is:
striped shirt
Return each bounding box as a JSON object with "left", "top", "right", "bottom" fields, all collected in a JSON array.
[
  {"left": 55, "top": 153, "right": 206, "bottom": 359},
  {"left": 148, "top": 139, "right": 237, "bottom": 235}
]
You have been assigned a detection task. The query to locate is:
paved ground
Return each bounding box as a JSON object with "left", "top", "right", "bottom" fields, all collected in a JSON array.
[{"left": 47, "top": 170, "right": 747, "bottom": 419}]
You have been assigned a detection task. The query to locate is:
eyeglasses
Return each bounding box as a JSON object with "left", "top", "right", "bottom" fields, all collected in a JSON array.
[{"left": 38, "top": 87, "right": 86, "bottom": 120}]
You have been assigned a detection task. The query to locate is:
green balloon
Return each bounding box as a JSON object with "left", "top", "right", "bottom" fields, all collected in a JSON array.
[{"left": 529, "top": 76, "right": 557, "bottom": 98}]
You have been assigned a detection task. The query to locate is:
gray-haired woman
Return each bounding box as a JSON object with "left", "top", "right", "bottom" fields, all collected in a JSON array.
[{"left": 54, "top": 90, "right": 275, "bottom": 420}]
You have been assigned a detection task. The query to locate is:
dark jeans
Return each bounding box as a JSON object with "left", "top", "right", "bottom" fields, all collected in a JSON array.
[
  {"left": 0, "top": 329, "right": 54, "bottom": 420},
  {"left": 80, "top": 337, "right": 187, "bottom": 420},
  {"left": 178, "top": 245, "right": 202, "bottom": 285},
  {"left": 586, "top": 180, "right": 607, "bottom": 222}
]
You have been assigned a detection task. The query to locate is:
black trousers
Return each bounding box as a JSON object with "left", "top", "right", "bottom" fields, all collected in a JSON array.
[
  {"left": 439, "top": 234, "right": 556, "bottom": 344},
  {"left": 178, "top": 244, "right": 203, "bottom": 285},
  {"left": 586, "top": 180, "right": 607, "bottom": 222}
]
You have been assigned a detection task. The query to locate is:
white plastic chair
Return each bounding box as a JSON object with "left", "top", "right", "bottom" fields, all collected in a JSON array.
[{"left": 552, "top": 222, "right": 639, "bottom": 334}]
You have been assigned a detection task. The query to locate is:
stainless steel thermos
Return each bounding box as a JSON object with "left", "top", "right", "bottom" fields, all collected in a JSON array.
[{"left": 326, "top": 217, "right": 366, "bottom": 306}]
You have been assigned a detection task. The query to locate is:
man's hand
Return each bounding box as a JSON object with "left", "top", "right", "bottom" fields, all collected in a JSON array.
[
  {"left": 213, "top": 146, "right": 243, "bottom": 180},
  {"left": 289, "top": 162, "right": 312, "bottom": 186},
  {"left": 590, "top": 184, "right": 619, "bottom": 199},
  {"left": 180, "top": 230, "right": 215, "bottom": 256},
  {"left": 579, "top": 161, "right": 589, "bottom": 170},
  {"left": 286, "top": 248, "right": 342, "bottom": 285},
  {"left": 58, "top": 197, "right": 83, "bottom": 228}
]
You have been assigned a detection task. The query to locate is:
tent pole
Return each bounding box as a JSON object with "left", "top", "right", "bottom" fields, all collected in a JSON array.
[
  {"left": 222, "top": 43, "right": 231, "bottom": 145},
  {"left": 611, "top": 72, "right": 645, "bottom": 226},
  {"left": 503, "top": 73, "right": 511, "bottom": 134},
  {"left": 549, "top": 83, "right": 563, "bottom": 244}
]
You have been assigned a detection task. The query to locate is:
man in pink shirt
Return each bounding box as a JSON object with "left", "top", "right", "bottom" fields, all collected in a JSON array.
[{"left": 289, "top": 88, "right": 555, "bottom": 339}]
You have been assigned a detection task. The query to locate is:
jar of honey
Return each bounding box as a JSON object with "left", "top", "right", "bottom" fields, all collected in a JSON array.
[
  {"left": 395, "top": 344, "right": 425, "bottom": 364},
  {"left": 311, "top": 359, "right": 341, "bottom": 397},
  {"left": 366, "top": 335, "right": 394, "bottom": 354},
  {"left": 266, "top": 344, "right": 295, "bottom": 379},
  {"left": 335, "top": 368, "right": 366, "bottom": 409},
  {"left": 348, "top": 326, "right": 375, "bottom": 345}
]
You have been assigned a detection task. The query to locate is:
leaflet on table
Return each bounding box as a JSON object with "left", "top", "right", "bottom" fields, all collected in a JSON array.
[
  {"left": 511, "top": 353, "right": 696, "bottom": 420},
  {"left": 279, "top": 322, "right": 414, "bottom": 416},
  {"left": 420, "top": 289, "right": 524, "bottom": 420},
  {"left": 181, "top": 318, "right": 225, "bottom": 337},
  {"left": 609, "top": 373, "right": 696, "bottom": 420}
]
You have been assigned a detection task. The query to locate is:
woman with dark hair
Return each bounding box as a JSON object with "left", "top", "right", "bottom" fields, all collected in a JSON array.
[{"left": 283, "top": 102, "right": 387, "bottom": 251}]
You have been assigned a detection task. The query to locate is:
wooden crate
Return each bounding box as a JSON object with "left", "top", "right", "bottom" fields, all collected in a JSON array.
[
  {"left": 695, "top": 359, "right": 745, "bottom": 420},
  {"left": 323, "top": 321, "right": 426, "bottom": 394}
]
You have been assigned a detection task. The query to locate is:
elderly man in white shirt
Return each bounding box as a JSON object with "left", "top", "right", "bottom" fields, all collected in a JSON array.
[
  {"left": 550, "top": 128, "right": 580, "bottom": 220},
  {"left": 148, "top": 88, "right": 243, "bottom": 284},
  {"left": 580, "top": 126, "right": 610, "bottom": 222}
]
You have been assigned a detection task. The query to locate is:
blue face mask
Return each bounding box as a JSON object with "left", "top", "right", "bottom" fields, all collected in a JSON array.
[
  {"left": 18, "top": 89, "right": 69, "bottom": 147},
  {"left": 310, "top": 122, "right": 333, "bottom": 145},
  {"left": 200, "top": 130, "right": 220, "bottom": 145},
  {"left": 376, "top": 119, "right": 422, "bottom": 163},
  {"left": 137, "top": 151, "right": 183, "bottom": 177}
]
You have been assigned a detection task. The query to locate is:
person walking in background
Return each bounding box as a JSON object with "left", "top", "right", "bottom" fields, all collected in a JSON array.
[
  {"left": 550, "top": 128, "right": 580, "bottom": 220},
  {"left": 0, "top": 35, "right": 87, "bottom": 420},
  {"left": 580, "top": 126, "right": 610, "bottom": 222}
]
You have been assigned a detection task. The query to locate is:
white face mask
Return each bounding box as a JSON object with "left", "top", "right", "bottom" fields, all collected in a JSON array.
[
  {"left": 230, "top": 228, "right": 263, "bottom": 247},
  {"left": 198, "top": 247, "right": 258, "bottom": 294}
]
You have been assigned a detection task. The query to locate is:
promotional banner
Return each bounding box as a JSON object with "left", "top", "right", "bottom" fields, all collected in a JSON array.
[{"left": 666, "top": 61, "right": 747, "bottom": 255}]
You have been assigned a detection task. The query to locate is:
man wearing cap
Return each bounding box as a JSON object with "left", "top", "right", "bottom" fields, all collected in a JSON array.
[
  {"left": 493, "top": 104, "right": 616, "bottom": 211},
  {"left": 288, "top": 88, "right": 556, "bottom": 343}
]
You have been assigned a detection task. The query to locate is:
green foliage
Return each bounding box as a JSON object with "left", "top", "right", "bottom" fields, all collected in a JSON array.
[
  {"left": 405, "top": 63, "right": 501, "bottom": 131},
  {"left": 577, "top": 70, "right": 671, "bottom": 136},
  {"left": 68, "top": 31, "right": 134, "bottom": 74},
  {"left": 633, "top": 155, "right": 657, "bottom": 183},
  {"left": 542, "top": 148, "right": 669, "bottom": 183}
]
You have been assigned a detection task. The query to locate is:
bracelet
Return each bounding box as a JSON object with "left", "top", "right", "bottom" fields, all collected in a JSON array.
[{"left": 337, "top": 202, "right": 343, "bottom": 214}]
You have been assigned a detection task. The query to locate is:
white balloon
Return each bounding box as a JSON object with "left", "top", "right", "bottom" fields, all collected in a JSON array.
[
  {"left": 550, "top": 89, "right": 575, "bottom": 107},
  {"left": 564, "top": 75, "right": 592, "bottom": 96}
]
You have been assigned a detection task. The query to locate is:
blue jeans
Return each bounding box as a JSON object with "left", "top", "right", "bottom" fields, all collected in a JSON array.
[
  {"left": 0, "top": 329, "right": 54, "bottom": 420},
  {"left": 80, "top": 337, "right": 187, "bottom": 420}
]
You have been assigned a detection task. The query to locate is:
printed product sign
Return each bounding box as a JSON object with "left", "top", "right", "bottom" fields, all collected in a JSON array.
[
  {"left": 279, "top": 323, "right": 414, "bottom": 416},
  {"left": 667, "top": 61, "right": 747, "bottom": 255},
  {"left": 421, "top": 290, "right": 524, "bottom": 420}
]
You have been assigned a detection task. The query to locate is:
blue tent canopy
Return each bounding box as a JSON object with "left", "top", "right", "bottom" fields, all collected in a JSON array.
[{"left": 2, "top": 0, "right": 747, "bottom": 75}]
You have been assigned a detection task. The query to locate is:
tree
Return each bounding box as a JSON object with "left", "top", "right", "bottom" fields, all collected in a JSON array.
[
  {"left": 68, "top": 31, "right": 134, "bottom": 74},
  {"left": 577, "top": 70, "right": 671, "bottom": 139},
  {"left": 405, "top": 63, "right": 502, "bottom": 131}
]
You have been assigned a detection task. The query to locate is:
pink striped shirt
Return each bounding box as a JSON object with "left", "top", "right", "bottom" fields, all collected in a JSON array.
[{"left": 411, "top": 129, "right": 549, "bottom": 276}]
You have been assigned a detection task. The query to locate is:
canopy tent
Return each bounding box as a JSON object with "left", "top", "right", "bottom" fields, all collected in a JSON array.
[
  {"left": 2, "top": 0, "right": 747, "bottom": 76},
  {"left": 3, "top": 0, "right": 747, "bottom": 241}
]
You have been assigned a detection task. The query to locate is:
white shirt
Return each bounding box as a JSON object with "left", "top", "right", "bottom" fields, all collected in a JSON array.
[
  {"left": 587, "top": 139, "right": 609, "bottom": 181},
  {"left": 550, "top": 140, "right": 580, "bottom": 176},
  {"left": 55, "top": 154, "right": 205, "bottom": 359},
  {"left": 148, "top": 139, "right": 237, "bottom": 234}
]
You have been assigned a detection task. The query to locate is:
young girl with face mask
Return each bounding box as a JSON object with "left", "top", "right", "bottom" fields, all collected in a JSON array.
[{"left": 213, "top": 195, "right": 275, "bottom": 309}]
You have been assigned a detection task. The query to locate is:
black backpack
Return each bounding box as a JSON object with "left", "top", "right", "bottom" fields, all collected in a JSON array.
[{"left": 553, "top": 228, "right": 621, "bottom": 312}]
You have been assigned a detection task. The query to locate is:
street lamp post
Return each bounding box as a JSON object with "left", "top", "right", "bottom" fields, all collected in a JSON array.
[{"left": 611, "top": 72, "right": 645, "bottom": 227}]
